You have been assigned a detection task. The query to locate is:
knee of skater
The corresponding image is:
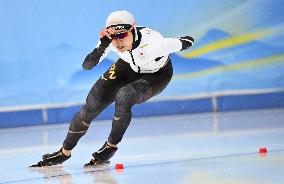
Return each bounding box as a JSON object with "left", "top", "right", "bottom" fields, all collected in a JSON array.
[
  {"left": 108, "top": 136, "right": 123, "bottom": 145},
  {"left": 69, "top": 110, "right": 90, "bottom": 131},
  {"left": 78, "top": 106, "right": 98, "bottom": 124},
  {"left": 115, "top": 86, "right": 137, "bottom": 107},
  {"left": 79, "top": 108, "right": 89, "bottom": 121}
]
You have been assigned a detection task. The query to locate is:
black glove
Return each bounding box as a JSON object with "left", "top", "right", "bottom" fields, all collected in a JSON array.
[
  {"left": 99, "top": 35, "right": 112, "bottom": 48},
  {"left": 179, "top": 36, "right": 194, "bottom": 51}
]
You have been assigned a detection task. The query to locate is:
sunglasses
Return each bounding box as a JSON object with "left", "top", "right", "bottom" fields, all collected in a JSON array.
[{"left": 111, "top": 32, "right": 129, "bottom": 40}]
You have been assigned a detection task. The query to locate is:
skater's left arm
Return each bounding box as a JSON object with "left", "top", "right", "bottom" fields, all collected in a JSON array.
[
  {"left": 82, "top": 28, "right": 115, "bottom": 70},
  {"left": 169, "top": 36, "right": 194, "bottom": 52},
  {"left": 147, "top": 31, "right": 194, "bottom": 58}
]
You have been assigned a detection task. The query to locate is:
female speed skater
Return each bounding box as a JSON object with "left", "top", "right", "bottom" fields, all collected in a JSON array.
[{"left": 31, "top": 10, "right": 194, "bottom": 167}]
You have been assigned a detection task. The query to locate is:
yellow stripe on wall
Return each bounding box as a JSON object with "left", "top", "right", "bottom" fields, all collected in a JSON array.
[
  {"left": 173, "top": 54, "right": 284, "bottom": 80},
  {"left": 184, "top": 29, "right": 275, "bottom": 58}
]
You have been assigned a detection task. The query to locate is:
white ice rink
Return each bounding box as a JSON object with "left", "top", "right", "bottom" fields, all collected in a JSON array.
[{"left": 1, "top": 109, "right": 284, "bottom": 184}]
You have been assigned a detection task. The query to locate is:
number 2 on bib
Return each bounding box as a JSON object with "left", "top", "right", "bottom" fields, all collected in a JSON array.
[{"left": 109, "top": 64, "right": 116, "bottom": 79}]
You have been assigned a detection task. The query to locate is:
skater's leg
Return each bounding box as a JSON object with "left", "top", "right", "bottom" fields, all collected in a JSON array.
[
  {"left": 63, "top": 87, "right": 114, "bottom": 151},
  {"left": 85, "top": 79, "right": 152, "bottom": 165},
  {"left": 89, "top": 79, "right": 161, "bottom": 164},
  {"left": 31, "top": 60, "right": 132, "bottom": 167},
  {"left": 87, "top": 60, "right": 173, "bottom": 164},
  {"left": 63, "top": 62, "right": 129, "bottom": 150},
  {"left": 108, "top": 59, "right": 173, "bottom": 145},
  {"left": 107, "top": 79, "right": 153, "bottom": 145},
  {"left": 30, "top": 84, "right": 115, "bottom": 167}
]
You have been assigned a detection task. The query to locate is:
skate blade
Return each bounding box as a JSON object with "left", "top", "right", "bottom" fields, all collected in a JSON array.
[
  {"left": 28, "top": 161, "right": 57, "bottom": 168},
  {"left": 29, "top": 161, "right": 45, "bottom": 168},
  {"left": 83, "top": 159, "right": 110, "bottom": 168}
]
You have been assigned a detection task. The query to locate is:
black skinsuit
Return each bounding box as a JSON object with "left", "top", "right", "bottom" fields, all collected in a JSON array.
[{"left": 63, "top": 27, "right": 194, "bottom": 150}]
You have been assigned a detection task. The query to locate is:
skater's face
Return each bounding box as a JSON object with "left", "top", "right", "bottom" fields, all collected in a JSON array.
[{"left": 111, "top": 28, "right": 133, "bottom": 53}]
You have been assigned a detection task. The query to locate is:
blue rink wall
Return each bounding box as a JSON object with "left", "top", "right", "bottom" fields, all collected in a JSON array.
[
  {"left": 1, "top": 1, "right": 284, "bottom": 128},
  {"left": 0, "top": 89, "right": 284, "bottom": 128}
]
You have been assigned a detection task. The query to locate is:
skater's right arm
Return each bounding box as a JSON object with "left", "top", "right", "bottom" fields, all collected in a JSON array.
[{"left": 82, "top": 28, "right": 114, "bottom": 70}]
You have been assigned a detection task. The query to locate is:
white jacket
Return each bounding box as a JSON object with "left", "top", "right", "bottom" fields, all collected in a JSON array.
[{"left": 96, "top": 27, "right": 194, "bottom": 73}]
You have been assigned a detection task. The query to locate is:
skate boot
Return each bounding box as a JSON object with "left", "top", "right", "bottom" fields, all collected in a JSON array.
[
  {"left": 84, "top": 141, "right": 118, "bottom": 167},
  {"left": 30, "top": 148, "right": 71, "bottom": 167}
]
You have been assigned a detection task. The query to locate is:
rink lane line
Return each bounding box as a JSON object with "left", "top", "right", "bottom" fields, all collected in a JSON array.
[
  {"left": 1, "top": 149, "right": 284, "bottom": 184},
  {"left": 1, "top": 127, "right": 284, "bottom": 155}
]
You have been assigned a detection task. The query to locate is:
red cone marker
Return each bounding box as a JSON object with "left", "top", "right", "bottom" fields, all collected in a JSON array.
[
  {"left": 259, "top": 147, "right": 268, "bottom": 153},
  {"left": 115, "top": 163, "right": 124, "bottom": 169}
]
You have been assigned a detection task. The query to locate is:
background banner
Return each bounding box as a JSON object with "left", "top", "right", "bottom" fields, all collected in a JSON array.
[{"left": 0, "top": 0, "right": 284, "bottom": 107}]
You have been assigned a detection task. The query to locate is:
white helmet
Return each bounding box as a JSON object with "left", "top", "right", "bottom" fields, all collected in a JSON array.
[{"left": 106, "top": 10, "right": 135, "bottom": 30}]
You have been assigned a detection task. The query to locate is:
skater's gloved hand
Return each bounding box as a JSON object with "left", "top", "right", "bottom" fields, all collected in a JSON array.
[
  {"left": 99, "top": 36, "right": 112, "bottom": 48},
  {"left": 99, "top": 28, "right": 115, "bottom": 48},
  {"left": 180, "top": 36, "right": 194, "bottom": 42},
  {"left": 179, "top": 36, "right": 194, "bottom": 51}
]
